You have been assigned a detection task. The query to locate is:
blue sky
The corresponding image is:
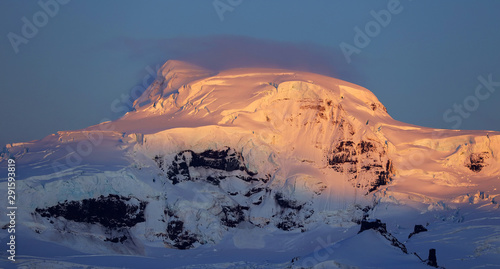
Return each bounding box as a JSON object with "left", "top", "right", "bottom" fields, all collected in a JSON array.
[{"left": 1, "top": 0, "right": 499, "bottom": 147}]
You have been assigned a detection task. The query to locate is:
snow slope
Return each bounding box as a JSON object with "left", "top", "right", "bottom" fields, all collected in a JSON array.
[{"left": 1, "top": 60, "right": 499, "bottom": 268}]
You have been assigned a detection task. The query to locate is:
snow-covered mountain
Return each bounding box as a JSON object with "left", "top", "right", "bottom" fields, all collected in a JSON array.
[{"left": 1, "top": 60, "right": 499, "bottom": 268}]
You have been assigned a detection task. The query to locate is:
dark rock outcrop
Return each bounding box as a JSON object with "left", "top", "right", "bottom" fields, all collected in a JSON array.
[
  {"left": 358, "top": 219, "right": 408, "bottom": 254},
  {"left": 35, "top": 194, "right": 147, "bottom": 229},
  {"left": 34, "top": 195, "right": 147, "bottom": 246},
  {"left": 105, "top": 235, "right": 128, "bottom": 244},
  {"left": 166, "top": 220, "right": 198, "bottom": 249},
  {"left": 408, "top": 224, "right": 428, "bottom": 239},
  {"left": 359, "top": 219, "right": 386, "bottom": 234},
  {"left": 427, "top": 248, "right": 438, "bottom": 267},
  {"left": 466, "top": 152, "right": 489, "bottom": 172},
  {"left": 328, "top": 141, "right": 358, "bottom": 172},
  {"left": 220, "top": 205, "right": 246, "bottom": 227},
  {"left": 275, "top": 192, "right": 304, "bottom": 211},
  {"left": 274, "top": 192, "right": 311, "bottom": 231},
  {"left": 156, "top": 147, "right": 268, "bottom": 185},
  {"left": 276, "top": 211, "right": 304, "bottom": 231},
  {"left": 328, "top": 140, "right": 394, "bottom": 193}
]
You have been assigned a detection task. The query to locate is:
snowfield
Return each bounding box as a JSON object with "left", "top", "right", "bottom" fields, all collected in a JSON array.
[{"left": 1, "top": 60, "right": 499, "bottom": 268}]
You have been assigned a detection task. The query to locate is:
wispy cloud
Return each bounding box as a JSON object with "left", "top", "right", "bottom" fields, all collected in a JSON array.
[{"left": 102, "top": 35, "right": 358, "bottom": 80}]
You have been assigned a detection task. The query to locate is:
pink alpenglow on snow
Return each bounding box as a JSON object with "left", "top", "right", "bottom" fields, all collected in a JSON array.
[{"left": 1, "top": 60, "right": 499, "bottom": 268}]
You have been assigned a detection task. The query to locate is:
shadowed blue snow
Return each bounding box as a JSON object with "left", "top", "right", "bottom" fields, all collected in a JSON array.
[{"left": 1, "top": 0, "right": 499, "bottom": 147}]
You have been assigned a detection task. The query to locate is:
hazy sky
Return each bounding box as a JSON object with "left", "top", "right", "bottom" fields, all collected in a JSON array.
[{"left": 1, "top": 0, "right": 499, "bottom": 147}]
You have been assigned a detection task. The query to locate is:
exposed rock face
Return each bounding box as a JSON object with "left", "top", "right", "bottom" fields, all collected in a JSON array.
[
  {"left": 328, "top": 140, "right": 394, "bottom": 193},
  {"left": 275, "top": 192, "right": 305, "bottom": 211},
  {"left": 220, "top": 205, "right": 247, "bottom": 227},
  {"left": 359, "top": 220, "right": 442, "bottom": 267},
  {"left": 359, "top": 219, "right": 386, "bottom": 234},
  {"left": 274, "top": 192, "right": 314, "bottom": 231},
  {"left": 408, "top": 224, "right": 428, "bottom": 239},
  {"left": 34, "top": 195, "right": 147, "bottom": 248},
  {"left": 152, "top": 147, "right": 322, "bottom": 237},
  {"left": 165, "top": 219, "right": 198, "bottom": 250},
  {"left": 328, "top": 141, "right": 358, "bottom": 173},
  {"left": 358, "top": 219, "right": 408, "bottom": 254},
  {"left": 154, "top": 147, "right": 268, "bottom": 185},
  {"left": 466, "top": 152, "right": 489, "bottom": 172},
  {"left": 427, "top": 248, "right": 438, "bottom": 267},
  {"left": 151, "top": 143, "right": 395, "bottom": 242},
  {"left": 35, "top": 194, "right": 147, "bottom": 230},
  {"left": 156, "top": 208, "right": 200, "bottom": 250}
]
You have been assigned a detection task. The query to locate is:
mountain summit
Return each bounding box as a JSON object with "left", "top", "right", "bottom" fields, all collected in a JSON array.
[{"left": 1, "top": 60, "right": 499, "bottom": 268}]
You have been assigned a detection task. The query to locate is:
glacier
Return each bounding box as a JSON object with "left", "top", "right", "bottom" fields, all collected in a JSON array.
[{"left": 1, "top": 60, "right": 499, "bottom": 268}]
